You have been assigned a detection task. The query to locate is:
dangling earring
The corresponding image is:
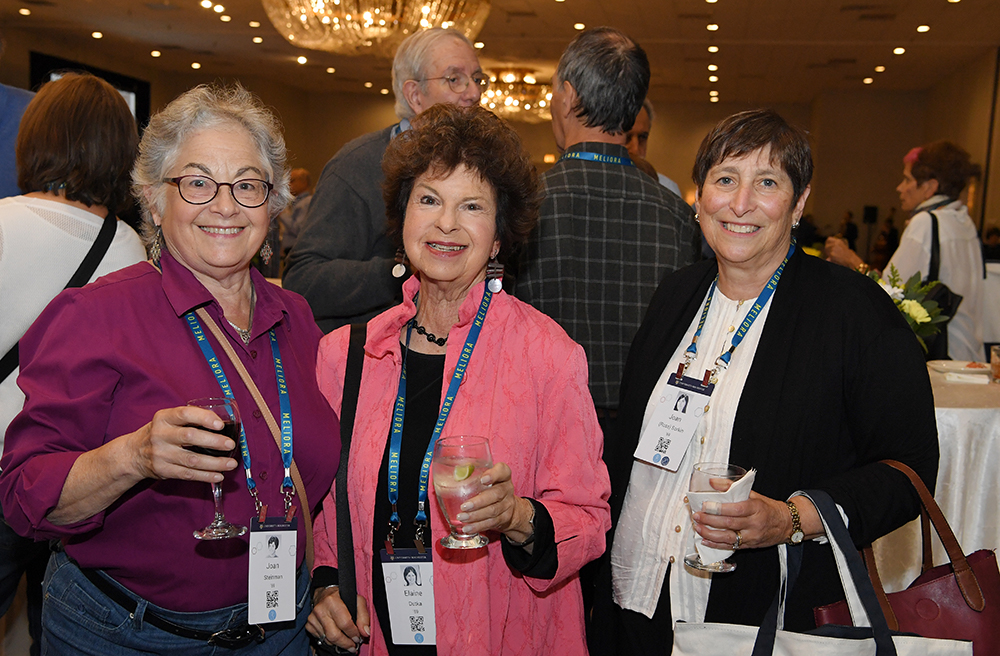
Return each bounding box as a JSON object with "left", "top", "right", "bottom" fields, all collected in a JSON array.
[
  {"left": 148, "top": 225, "right": 163, "bottom": 264},
  {"left": 792, "top": 221, "right": 800, "bottom": 229},
  {"left": 694, "top": 213, "right": 700, "bottom": 224},
  {"left": 486, "top": 250, "right": 503, "bottom": 293},
  {"left": 392, "top": 248, "right": 408, "bottom": 278},
  {"left": 260, "top": 240, "right": 273, "bottom": 265}
]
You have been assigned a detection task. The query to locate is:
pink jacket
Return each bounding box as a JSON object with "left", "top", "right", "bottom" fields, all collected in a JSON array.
[{"left": 313, "top": 277, "right": 611, "bottom": 655}]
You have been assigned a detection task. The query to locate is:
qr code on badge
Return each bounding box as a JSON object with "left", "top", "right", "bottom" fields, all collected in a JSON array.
[
  {"left": 655, "top": 436, "right": 671, "bottom": 454},
  {"left": 409, "top": 616, "right": 425, "bottom": 633},
  {"left": 266, "top": 590, "right": 279, "bottom": 609}
]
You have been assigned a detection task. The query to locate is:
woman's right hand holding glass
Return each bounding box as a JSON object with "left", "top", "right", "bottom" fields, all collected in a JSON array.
[
  {"left": 307, "top": 587, "right": 371, "bottom": 653},
  {"left": 127, "top": 405, "right": 238, "bottom": 483}
]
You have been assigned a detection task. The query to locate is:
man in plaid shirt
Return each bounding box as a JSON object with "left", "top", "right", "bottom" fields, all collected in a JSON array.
[{"left": 516, "top": 27, "right": 697, "bottom": 443}]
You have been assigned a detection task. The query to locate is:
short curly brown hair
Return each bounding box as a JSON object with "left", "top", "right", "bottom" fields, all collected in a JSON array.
[{"left": 382, "top": 104, "right": 540, "bottom": 264}]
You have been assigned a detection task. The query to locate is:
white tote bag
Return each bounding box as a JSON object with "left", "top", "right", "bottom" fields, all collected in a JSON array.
[{"left": 672, "top": 490, "right": 972, "bottom": 656}]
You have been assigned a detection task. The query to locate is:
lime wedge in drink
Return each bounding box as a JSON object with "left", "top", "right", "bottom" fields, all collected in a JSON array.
[{"left": 454, "top": 464, "right": 474, "bottom": 481}]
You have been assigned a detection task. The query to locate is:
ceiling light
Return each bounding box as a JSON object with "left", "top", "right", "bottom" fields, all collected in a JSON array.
[
  {"left": 92, "top": 31, "right": 103, "bottom": 39},
  {"left": 18, "top": 8, "right": 30, "bottom": 15},
  {"left": 707, "top": 23, "right": 719, "bottom": 31},
  {"left": 574, "top": 23, "right": 585, "bottom": 30},
  {"left": 191, "top": 62, "right": 202, "bottom": 69},
  {"left": 380, "top": 88, "right": 389, "bottom": 95},
  {"left": 708, "top": 64, "right": 718, "bottom": 71},
  {"left": 875, "top": 65, "right": 885, "bottom": 72},
  {"left": 893, "top": 47, "right": 905, "bottom": 55},
  {"left": 474, "top": 42, "right": 485, "bottom": 49},
  {"left": 947, "top": 0, "right": 960, "bottom": 3},
  {"left": 326, "top": 67, "right": 336, "bottom": 73},
  {"left": 543, "top": 154, "right": 557, "bottom": 163},
  {"left": 201, "top": 0, "right": 212, "bottom": 7},
  {"left": 213, "top": 4, "right": 224, "bottom": 13},
  {"left": 709, "top": 90, "right": 719, "bottom": 97},
  {"left": 220, "top": 14, "right": 231, "bottom": 22},
  {"left": 710, "top": 97, "right": 719, "bottom": 103},
  {"left": 151, "top": 50, "right": 162, "bottom": 57},
  {"left": 249, "top": 20, "right": 261, "bottom": 27},
  {"left": 481, "top": 69, "right": 552, "bottom": 123},
  {"left": 709, "top": 75, "right": 718, "bottom": 82},
  {"left": 364, "top": 82, "right": 373, "bottom": 88},
  {"left": 253, "top": 37, "right": 264, "bottom": 44},
  {"left": 863, "top": 77, "right": 874, "bottom": 84},
  {"left": 297, "top": 56, "right": 308, "bottom": 64},
  {"left": 706, "top": 0, "right": 717, "bottom": 3},
  {"left": 708, "top": 45, "right": 719, "bottom": 53},
  {"left": 917, "top": 25, "right": 930, "bottom": 33}
]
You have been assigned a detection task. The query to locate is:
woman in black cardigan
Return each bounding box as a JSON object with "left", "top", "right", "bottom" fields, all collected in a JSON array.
[{"left": 588, "top": 109, "right": 938, "bottom": 654}]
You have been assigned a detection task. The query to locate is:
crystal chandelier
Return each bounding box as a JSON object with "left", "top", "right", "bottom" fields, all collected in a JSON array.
[
  {"left": 481, "top": 70, "right": 552, "bottom": 123},
  {"left": 261, "top": 0, "right": 491, "bottom": 58}
]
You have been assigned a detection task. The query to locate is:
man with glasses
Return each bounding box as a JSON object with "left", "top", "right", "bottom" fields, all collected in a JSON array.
[{"left": 283, "top": 27, "right": 486, "bottom": 332}]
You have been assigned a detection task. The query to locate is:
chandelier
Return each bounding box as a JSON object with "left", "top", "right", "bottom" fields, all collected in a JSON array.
[
  {"left": 261, "top": 0, "right": 491, "bottom": 58},
  {"left": 481, "top": 70, "right": 552, "bottom": 123}
]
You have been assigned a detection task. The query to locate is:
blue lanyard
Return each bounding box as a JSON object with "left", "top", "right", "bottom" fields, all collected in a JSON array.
[
  {"left": 387, "top": 287, "right": 493, "bottom": 542},
  {"left": 559, "top": 150, "right": 635, "bottom": 167},
  {"left": 184, "top": 312, "right": 294, "bottom": 507},
  {"left": 682, "top": 240, "right": 795, "bottom": 380}
]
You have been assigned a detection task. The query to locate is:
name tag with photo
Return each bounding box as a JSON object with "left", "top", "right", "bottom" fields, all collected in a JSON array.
[{"left": 634, "top": 373, "right": 714, "bottom": 471}]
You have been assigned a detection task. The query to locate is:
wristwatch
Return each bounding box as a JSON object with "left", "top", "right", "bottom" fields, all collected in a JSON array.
[{"left": 786, "top": 500, "right": 804, "bottom": 544}]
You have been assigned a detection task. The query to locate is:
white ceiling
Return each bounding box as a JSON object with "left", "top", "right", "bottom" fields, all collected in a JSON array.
[{"left": 2, "top": 0, "right": 999, "bottom": 104}]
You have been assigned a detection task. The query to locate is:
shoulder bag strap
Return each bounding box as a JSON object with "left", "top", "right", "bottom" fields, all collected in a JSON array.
[
  {"left": 336, "top": 323, "right": 367, "bottom": 623},
  {"left": 1, "top": 209, "right": 118, "bottom": 383},
  {"left": 928, "top": 211, "right": 941, "bottom": 282},
  {"left": 194, "top": 306, "right": 316, "bottom": 571}
]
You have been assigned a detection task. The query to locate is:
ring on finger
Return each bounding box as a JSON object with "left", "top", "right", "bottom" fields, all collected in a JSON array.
[{"left": 733, "top": 530, "right": 743, "bottom": 550}]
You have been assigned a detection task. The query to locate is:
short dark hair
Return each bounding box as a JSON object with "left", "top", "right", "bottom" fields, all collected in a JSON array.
[
  {"left": 692, "top": 109, "right": 813, "bottom": 205},
  {"left": 383, "top": 104, "right": 540, "bottom": 264},
  {"left": 268, "top": 535, "right": 279, "bottom": 548},
  {"left": 905, "top": 141, "right": 981, "bottom": 199},
  {"left": 16, "top": 72, "right": 138, "bottom": 216},
  {"left": 554, "top": 27, "right": 650, "bottom": 135}
]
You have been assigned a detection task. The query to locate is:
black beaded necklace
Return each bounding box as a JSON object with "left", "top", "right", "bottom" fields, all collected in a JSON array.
[{"left": 408, "top": 318, "right": 447, "bottom": 346}]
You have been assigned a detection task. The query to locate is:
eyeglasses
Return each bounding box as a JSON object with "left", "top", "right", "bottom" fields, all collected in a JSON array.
[
  {"left": 422, "top": 72, "right": 489, "bottom": 94},
  {"left": 163, "top": 175, "right": 273, "bottom": 208}
]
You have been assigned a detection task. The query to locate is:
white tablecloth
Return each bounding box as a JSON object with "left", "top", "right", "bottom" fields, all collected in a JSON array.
[{"left": 872, "top": 368, "right": 1000, "bottom": 592}]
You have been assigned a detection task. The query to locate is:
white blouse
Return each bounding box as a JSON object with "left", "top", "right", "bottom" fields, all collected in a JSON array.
[{"left": 611, "top": 285, "right": 773, "bottom": 621}]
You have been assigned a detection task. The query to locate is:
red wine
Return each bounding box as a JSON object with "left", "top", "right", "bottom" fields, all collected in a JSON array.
[{"left": 184, "top": 420, "right": 238, "bottom": 458}]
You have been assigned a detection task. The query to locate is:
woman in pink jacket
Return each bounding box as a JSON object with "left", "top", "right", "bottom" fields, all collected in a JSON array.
[{"left": 307, "top": 104, "right": 611, "bottom": 655}]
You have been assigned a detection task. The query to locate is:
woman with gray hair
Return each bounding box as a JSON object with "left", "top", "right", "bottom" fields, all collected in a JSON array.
[{"left": 0, "top": 83, "right": 338, "bottom": 654}]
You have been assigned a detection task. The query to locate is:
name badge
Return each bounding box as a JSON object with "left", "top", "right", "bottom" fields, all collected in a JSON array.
[
  {"left": 248, "top": 517, "right": 297, "bottom": 624},
  {"left": 380, "top": 548, "right": 435, "bottom": 645},
  {"left": 634, "top": 373, "right": 714, "bottom": 471}
]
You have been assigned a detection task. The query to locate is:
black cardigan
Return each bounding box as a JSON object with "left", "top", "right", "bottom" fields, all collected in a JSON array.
[{"left": 601, "top": 247, "right": 939, "bottom": 631}]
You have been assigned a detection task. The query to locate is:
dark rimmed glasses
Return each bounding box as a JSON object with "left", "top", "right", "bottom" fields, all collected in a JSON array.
[
  {"left": 164, "top": 175, "right": 272, "bottom": 208},
  {"left": 421, "top": 72, "right": 489, "bottom": 94}
]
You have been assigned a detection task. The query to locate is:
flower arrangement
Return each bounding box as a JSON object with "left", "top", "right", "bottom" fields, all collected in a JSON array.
[{"left": 869, "top": 265, "right": 949, "bottom": 352}]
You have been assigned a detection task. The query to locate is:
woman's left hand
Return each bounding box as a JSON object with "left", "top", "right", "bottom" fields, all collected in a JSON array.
[
  {"left": 453, "top": 463, "right": 534, "bottom": 543},
  {"left": 690, "top": 491, "right": 794, "bottom": 550}
]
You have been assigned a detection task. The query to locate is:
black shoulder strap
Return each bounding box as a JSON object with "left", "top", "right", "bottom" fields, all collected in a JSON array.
[
  {"left": 336, "top": 322, "right": 367, "bottom": 622},
  {"left": 0, "top": 209, "right": 117, "bottom": 384},
  {"left": 928, "top": 211, "right": 941, "bottom": 282}
]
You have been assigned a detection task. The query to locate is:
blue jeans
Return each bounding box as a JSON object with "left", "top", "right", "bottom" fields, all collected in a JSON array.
[{"left": 42, "top": 550, "right": 311, "bottom": 655}]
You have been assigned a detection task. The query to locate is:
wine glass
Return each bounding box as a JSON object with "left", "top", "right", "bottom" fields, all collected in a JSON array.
[
  {"left": 432, "top": 435, "right": 493, "bottom": 549},
  {"left": 684, "top": 462, "right": 747, "bottom": 573},
  {"left": 186, "top": 397, "right": 247, "bottom": 540}
]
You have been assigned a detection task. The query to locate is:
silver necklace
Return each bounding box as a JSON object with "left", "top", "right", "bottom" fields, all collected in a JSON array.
[{"left": 227, "top": 287, "right": 255, "bottom": 345}]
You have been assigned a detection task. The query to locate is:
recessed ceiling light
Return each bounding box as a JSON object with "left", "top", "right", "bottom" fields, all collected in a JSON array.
[
  {"left": 543, "top": 154, "right": 557, "bottom": 164},
  {"left": 249, "top": 20, "right": 261, "bottom": 28},
  {"left": 474, "top": 42, "right": 484, "bottom": 49},
  {"left": 709, "top": 75, "right": 718, "bottom": 82},
  {"left": 253, "top": 36, "right": 263, "bottom": 43},
  {"left": 151, "top": 50, "right": 161, "bottom": 57},
  {"left": 213, "top": 4, "right": 224, "bottom": 13},
  {"left": 706, "top": 0, "right": 717, "bottom": 3},
  {"left": 893, "top": 47, "right": 905, "bottom": 55},
  {"left": 708, "top": 45, "right": 719, "bottom": 53},
  {"left": 710, "top": 97, "right": 719, "bottom": 103},
  {"left": 364, "top": 82, "right": 373, "bottom": 88},
  {"left": 326, "top": 67, "right": 336, "bottom": 73},
  {"left": 863, "top": 77, "right": 874, "bottom": 84},
  {"left": 201, "top": 0, "right": 212, "bottom": 7},
  {"left": 875, "top": 65, "right": 885, "bottom": 72},
  {"left": 18, "top": 8, "right": 30, "bottom": 15},
  {"left": 191, "top": 62, "right": 202, "bottom": 69},
  {"left": 948, "top": 0, "right": 959, "bottom": 3},
  {"left": 707, "top": 23, "right": 719, "bottom": 31},
  {"left": 380, "top": 88, "right": 389, "bottom": 95},
  {"left": 708, "top": 64, "right": 718, "bottom": 71},
  {"left": 917, "top": 25, "right": 930, "bottom": 33},
  {"left": 709, "top": 90, "right": 719, "bottom": 97},
  {"left": 92, "top": 31, "right": 103, "bottom": 39},
  {"left": 220, "top": 14, "right": 231, "bottom": 22},
  {"left": 297, "top": 56, "right": 308, "bottom": 64},
  {"left": 574, "top": 23, "right": 585, "bottom": 30},
  {"left": 555, "top": 0, "right": 565, "bottom": 3}
]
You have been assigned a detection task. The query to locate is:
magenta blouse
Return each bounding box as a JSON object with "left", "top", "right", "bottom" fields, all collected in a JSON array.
[{"left": 0, "top": 249, "right": 338, "bottom": 611}]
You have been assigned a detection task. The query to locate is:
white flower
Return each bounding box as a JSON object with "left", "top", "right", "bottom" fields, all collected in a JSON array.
[
  {"left": 900, "top": 299, "right": 931, "bottom": 324},
  {"left": 878, "top": 279, "right": 904, "bottom": 300}
]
